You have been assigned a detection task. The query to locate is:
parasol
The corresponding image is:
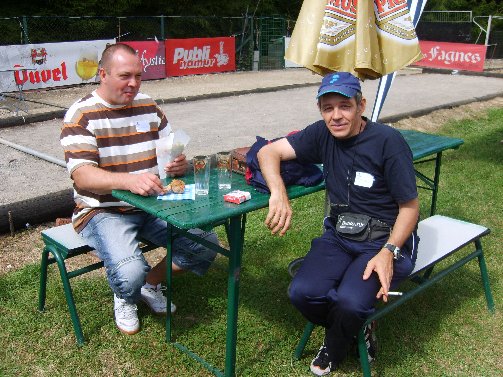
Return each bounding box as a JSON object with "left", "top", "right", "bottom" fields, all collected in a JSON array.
[{"left": 286, "top": 0, "right": 428, "bottom": 121}]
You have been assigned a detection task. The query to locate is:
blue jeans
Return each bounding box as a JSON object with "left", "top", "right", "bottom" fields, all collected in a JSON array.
[
  {"left": 80, "top": 211, "right": 218, "bottom": 304},
  {"left": 288, "top": 217, "right": 419, "bottom": 364}
]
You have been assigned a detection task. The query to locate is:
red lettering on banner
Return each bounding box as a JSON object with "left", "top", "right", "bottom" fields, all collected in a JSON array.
[
  {"left": 328, "top": 0, "right": 357, "bottom": 15},
  {"left": 375, "top": 0, "right": 407, "bottom": 15},
  {"left": 414, "top": 41, "right": 486, "bottom": 72},
  {"left": 41, "top": 70, "right": 51, "bottom": 82},
  {"left": 14, "top": 62, "right": 68, "bottom": 85}
]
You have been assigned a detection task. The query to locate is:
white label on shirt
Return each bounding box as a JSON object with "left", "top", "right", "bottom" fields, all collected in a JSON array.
[
  {"left": 354, "top": 172, "right": 374, "bottom": 188},
  {"left": 135, "top": 121, "right": 150, "bottom": 132}
]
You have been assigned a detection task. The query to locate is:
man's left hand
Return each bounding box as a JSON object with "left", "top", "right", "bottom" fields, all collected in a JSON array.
[
  {"left": 165, "top": 154, "right": 188, "bottom": 177},
  {"left": 363, "top": 248, "right": 394, "bottom": 303}
]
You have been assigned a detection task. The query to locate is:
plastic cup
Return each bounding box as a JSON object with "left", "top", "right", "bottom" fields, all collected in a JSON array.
[
  {"left": 193, "top": 155, "right": 211, "bottom": 195},
  {"left": 155, "top": 137, "right": 173, "bottom": 181},
  {"left": 156, "top": 154, "right": 171, "bottom": 181},
  {"left": 216, "top": 151, "right": 232, "bottom": 190}
]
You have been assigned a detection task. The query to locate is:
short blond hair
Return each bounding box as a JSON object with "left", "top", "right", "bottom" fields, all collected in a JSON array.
[{"left": 99, "top": 43, "right": 137, "bottom": 73}]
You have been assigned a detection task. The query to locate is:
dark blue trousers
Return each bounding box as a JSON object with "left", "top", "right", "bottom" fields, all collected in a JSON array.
[{"left": 288, "top": 217, "right": 419, "bottom": 364}]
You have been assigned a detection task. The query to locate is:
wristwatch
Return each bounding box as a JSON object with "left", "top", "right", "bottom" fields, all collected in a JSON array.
[{"left": 384, "top": 243, "right": 401, "bottom": 260}]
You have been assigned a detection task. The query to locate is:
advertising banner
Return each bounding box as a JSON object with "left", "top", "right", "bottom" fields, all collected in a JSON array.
[
  {"left": 165, "top": 37, "right": 235, "bottom": 77},
  {"left": 413, "top": 41, "right": 487, "bottom": 72},
  {"left": 122, "top": 41, "right": 166, "bottom": 80},
  {"left": 0, "top": 39, "right": 114, "bottom": 93}
]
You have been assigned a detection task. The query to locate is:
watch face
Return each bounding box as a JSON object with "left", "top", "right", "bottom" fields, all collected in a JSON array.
[
  {"left": 385, "top": 243, "right": 396, "bottom": 252},
  {"left": 385, "top": 243, "right": 400, "bottom": 259}
]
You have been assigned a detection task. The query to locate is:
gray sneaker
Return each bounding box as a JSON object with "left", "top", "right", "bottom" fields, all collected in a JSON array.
[
  {"left": 140, "top": 284, "right": 176, "bottom": 315},
  {"left": 113, "top": 294, "right": 140, "bottom": 335}
]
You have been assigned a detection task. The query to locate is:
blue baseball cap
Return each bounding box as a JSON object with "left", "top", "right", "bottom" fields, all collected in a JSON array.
[{"left": 316, "top": 72, "right": 361, "bottom": 99}]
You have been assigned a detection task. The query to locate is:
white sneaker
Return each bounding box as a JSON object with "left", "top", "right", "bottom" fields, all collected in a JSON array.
[
  {"left": 140, "top": 284, "right": 176, "bottom": 315},
  {"left": 113, "top": 294, "right": 140, "bottom": 335}
]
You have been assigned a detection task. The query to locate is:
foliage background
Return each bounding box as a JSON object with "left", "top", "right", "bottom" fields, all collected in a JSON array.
[{"left": 1, "top": 0, "right": 502, "bottom": 19}]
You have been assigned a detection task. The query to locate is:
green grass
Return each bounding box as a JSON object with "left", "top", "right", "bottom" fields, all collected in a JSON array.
[{"left": 1, "top": 107, "right": 502, "bottom": 377}]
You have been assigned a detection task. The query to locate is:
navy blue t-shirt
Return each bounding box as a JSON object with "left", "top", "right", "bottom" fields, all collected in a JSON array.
[{"left": 287, "top": 118, "right": 417, "bottom": 226}]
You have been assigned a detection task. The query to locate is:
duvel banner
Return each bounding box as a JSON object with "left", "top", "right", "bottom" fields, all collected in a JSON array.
[
  {"left": 165, "top": 37, "right": 235, "bottom": 77},
  {"left": 0, "top": 39, "right": 114, "bottom": 92}
]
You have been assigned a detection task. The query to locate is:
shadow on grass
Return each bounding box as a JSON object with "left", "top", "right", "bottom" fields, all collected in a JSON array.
[
  {"left": 232, "top": 245, "right": 494, "bottom": 373},
  {"left": 0, "top": 230, "right": 496, "bottom": 376}
]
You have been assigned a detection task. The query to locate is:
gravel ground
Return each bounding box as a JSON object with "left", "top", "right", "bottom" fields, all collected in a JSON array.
[
  {"left": 0, "top": 69, "right": 323, "bottom": 120},
  {"left": 0, "top": 64, "right": 502, "bottom": 274},
  {"left": 1, "top": 95, "right": 502, "bottom": 276},
  {"left": 1, "top": 67, "right": 503, "bottom": 206}
]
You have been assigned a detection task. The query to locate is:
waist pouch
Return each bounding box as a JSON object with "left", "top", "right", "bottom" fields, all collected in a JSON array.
[{"left": 333, "top": 212, "right": 391, "bottom": 241}]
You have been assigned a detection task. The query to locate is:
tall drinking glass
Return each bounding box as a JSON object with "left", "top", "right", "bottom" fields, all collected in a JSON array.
[
  {"left": 193, "top": 155, "right": 211, "bottom": 195},
  {"left": 216, "top": 151, "right": 232, "bottom": 190}
]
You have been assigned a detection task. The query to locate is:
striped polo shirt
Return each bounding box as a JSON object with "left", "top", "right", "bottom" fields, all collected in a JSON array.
[{"left": 60, "top": 90, "right": 171, "bottom": 231}]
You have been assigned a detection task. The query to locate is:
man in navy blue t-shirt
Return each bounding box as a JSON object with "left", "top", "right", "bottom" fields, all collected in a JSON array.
[{"left": 257, "top": 72, "right": 419, "bottom": 376}]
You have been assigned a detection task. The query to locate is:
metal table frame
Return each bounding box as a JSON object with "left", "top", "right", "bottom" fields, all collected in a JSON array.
[
  {"left": 113, "top": 172, "right": 325, "bottom": 377},
  {"left": 399, "top": 129, "right": 463, "bottom": 216}
]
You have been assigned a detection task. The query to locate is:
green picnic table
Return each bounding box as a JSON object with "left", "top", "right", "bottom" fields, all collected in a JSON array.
[
  {"left": 112, "top": 129, "right": 463, "bottom": 377},
  {"left": 113, "top": 171, "right": 325, "bottom": 377}
]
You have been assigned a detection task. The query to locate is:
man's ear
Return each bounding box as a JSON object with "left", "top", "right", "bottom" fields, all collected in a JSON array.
[
  {"left": 98, "top": 67, "right": 107, "bottom": 81},
  {"left": 358, "top": 97, "right": 367, "bottom": 115}
]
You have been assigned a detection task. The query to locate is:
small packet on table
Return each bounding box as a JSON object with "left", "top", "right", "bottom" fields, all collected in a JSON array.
[{"left": 224, "top": 190, "right": 251, "bottom": 204}]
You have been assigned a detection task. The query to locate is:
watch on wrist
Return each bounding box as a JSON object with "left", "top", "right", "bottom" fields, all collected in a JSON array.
[{"left": 384, "top": 243, "right": 401, "bottom": 260}]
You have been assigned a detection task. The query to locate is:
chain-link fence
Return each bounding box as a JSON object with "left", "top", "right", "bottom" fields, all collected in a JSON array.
[
  {"left": 258, "top": 17, "right": 286, "bottom": 70},
  {"left": 421, "top": 11, "right": 473, "bottom": 23}
]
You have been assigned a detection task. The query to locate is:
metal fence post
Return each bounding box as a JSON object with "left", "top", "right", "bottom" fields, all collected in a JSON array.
[
  {"left": 160, "top": 15, "right": 165, "bottom": 41},
  {"left": 21, "top": 16, "right": 29, "bottom": 44}
]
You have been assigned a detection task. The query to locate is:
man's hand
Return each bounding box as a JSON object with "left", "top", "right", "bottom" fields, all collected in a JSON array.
[
  {"left": 72, "top": 164, "right": 165, "bottom": 196},
  {"left": 126, "top": 172, "right": 165, "bottom": 196},
  {"left": 363, "top": 248, "right": 394, "bottom": 303},
  {"left": 256, "top": 138, "right": 297, "bottom": 237},
  {"left": 265, "top": 191, "right": 292, "bottom": 236},
  {"left": 164, "top": 153, "right": 188, "bottom": 177}
]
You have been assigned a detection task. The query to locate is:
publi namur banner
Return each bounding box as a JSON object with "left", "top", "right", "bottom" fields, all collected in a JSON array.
[
  {"left": 414, "top": 41, "right": 487, "bottom": 72},
  {"left": 165, "top": 37, "right": 235, "bottom": 77}
]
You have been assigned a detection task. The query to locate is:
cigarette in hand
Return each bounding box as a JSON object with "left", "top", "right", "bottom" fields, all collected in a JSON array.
[{"left": 387, "top": 291, "right": 403, "bottom": 296}]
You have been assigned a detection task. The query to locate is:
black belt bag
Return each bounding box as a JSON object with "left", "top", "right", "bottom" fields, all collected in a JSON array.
[{"left": 334, "top": 212, "right": 391, "bottom": 241}]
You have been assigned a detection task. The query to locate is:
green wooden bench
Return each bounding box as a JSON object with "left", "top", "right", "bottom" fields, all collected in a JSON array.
[
  {"left": 38, "top": 223, "right": 159, "bottom": 345},
  {"left": 291, "top": 215, "right": 495, "bottom": 377}
]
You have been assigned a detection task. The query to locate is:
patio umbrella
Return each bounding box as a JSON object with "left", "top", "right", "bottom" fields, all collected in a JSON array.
[
  {"left": 370, "top": 0, "right": 428, "bottom": 121},
  {"left": 285, "top": 0, "right": 428, "bottom": 120}
]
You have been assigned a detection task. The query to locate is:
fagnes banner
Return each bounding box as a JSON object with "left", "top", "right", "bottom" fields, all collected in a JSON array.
[
  {"left": 0, "top": 40, "right": 114, "bottom": 93},
  {"left": 165, "top": 37, "right": 236, "bottom": 77},
  {"left": 122, "top": 41, "right": 167, "bottom": 80},
  {"left": 285, "top": 0, "right": 423, "bottom": 80},
  {"left": 413, "top": 41, "right": 487, "bottom": 72}
]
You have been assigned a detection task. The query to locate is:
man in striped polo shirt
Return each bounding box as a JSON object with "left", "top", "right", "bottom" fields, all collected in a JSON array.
[{"left": 60, "top": 43, "right": 218, "bottom": 335}]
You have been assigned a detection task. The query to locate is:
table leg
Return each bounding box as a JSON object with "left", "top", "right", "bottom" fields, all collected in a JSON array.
[
  {"left": 224, "top": 214, "right": 246, "bottom": 377},
  {"left": 430, "top": 152, "right": 443, "bottom": 216},
  {"left": 166, "top": 224, "right": 174, "bottom": 342}
]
